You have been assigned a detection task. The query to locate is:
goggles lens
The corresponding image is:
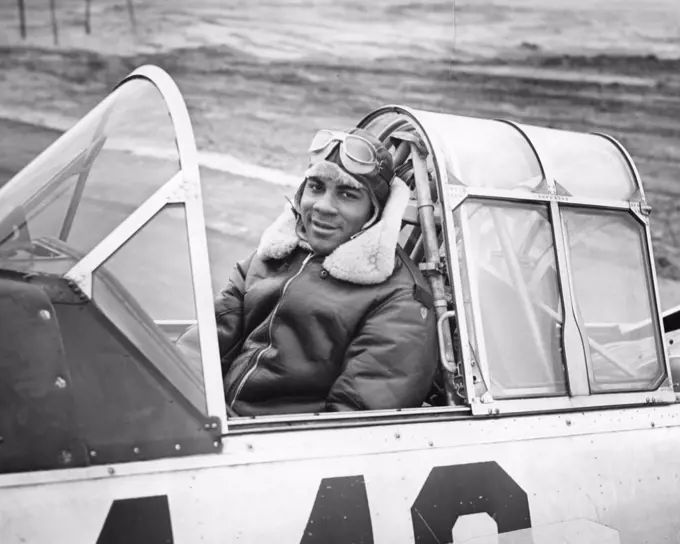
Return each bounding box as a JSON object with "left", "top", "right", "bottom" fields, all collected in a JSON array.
[
  {"left": 308, "top": 129, "right": 337, "bottom": 153},
  {"left": 343, "top": 136, "right": 376, "bottom": 164},
  {"left": 308, "top": 130, "right": 379, "bottom": 175}
]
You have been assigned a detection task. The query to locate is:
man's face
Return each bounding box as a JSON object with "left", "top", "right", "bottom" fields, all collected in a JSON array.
[{"left": 299, "top": 175, "right": 373, "bottom": 256}]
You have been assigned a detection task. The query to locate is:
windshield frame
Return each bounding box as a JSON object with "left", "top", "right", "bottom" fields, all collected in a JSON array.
[{"left": 60, "top": 65, "right": 227, "bottom": 431}]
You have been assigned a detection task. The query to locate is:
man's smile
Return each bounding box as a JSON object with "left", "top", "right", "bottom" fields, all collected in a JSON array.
[{"left": 310, "top": 218, "right": 338, "bottom": 234}]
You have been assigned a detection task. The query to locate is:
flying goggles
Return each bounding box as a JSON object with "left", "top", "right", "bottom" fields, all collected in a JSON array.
[{"left": 308, "top": 129, "right": 391, "bottom": 183}]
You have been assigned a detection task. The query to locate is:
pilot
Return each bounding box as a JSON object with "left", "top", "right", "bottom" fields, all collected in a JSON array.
[{"left": 180, "top": 128, "right": 438, "bottom": 416}]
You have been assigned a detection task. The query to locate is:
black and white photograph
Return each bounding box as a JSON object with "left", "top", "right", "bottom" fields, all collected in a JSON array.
[{"left": 1, "top": 1, "right": 679, "bottom": 542}]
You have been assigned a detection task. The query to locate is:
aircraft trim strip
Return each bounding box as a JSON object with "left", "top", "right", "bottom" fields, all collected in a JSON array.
[
  {"left": 1, "top": 402, "right": 679, "bottom": 491},
  {"left": 447, "top": 185, "right": 638, "bottom": 210}
]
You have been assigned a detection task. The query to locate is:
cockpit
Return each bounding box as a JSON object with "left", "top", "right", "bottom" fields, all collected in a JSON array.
[{"left": 0, "top": 66, "right": 674, "bottom": 474}]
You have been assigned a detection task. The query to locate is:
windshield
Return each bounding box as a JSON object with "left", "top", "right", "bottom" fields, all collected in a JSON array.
[
  {"left": 0, "top": 77, "right": 180, "bottom": 273},
  {"left": 0, "top": 71, "right": 221, "bottom": 472},
  {"left": 415, "top": 111, "right": 544, "bottom": 191},
  {"left": 519, "top": 125, "right": 638, "bottom": 200},
  {"left": 563, "top": 208, "right": 665, "bottom": 391},
  {"left": 458, "top": 199, "right": 567, "bottom": 399},
  {"left": 458, "top": 199, "right": 665, "bottom": 399}
]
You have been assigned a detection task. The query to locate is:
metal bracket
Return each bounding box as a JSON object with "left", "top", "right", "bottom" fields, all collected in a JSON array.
[
  {"left": 629, "top": 202, "right": 651, "bottom": 225},
  {"left": 203, "top": 415, "right": 224, "bottom": 449},
  {"left": 436, "top": 310, "right": 458, "bottom": 375},
  {"left": 419, "top": 260, "right": 444, "bottom": 277},
  {"left": 446, "top": 185, "right": 469, "bottom": 212},
  {"left": 534, "top": 177, "right": 554, "bottom": 195},
  {"left": 553, "top": 179, "right": 571, "bottom": 197},
  {"left": 66, "top": 272, "right": 93, "bottom": 299},
  {"left": 629, "top": 187, "right": 645, "bottom": 203}
]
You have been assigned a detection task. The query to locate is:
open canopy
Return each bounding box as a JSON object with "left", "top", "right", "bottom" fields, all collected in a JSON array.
[{"left": 360, "top": 106, "right": 672, "bottom": 414}]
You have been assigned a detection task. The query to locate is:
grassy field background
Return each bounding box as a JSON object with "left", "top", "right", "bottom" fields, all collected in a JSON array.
[{"left": 1, "top": 0, "right": 680, "bottom": 307}]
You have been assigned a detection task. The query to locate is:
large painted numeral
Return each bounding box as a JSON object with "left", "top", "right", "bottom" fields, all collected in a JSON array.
[
  {"left": 411, "top": 461, "right": 531, "bottom": 543},
  {"left": 299, "top": 476, "right": 374, "bottom": 544},
  {"left": 94, "top": 464, "right": 528, "bottom": 543},
  {"left": 97, "top": 495, "right": 174, "bottom": 544},
  {"left": 299, "top": 462, "right": 531, "bottom": 544}
]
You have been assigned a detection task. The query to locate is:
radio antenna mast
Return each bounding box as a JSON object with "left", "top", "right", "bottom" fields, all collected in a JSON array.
[
  {"left": 125, "top": 0, "right": 137, "bottom": 34},
  {"left": 12, "top": 0, "right": 138, "bottom": 41},
  {"left": 49, "top": 0, "right": 59, "bottom": 45},
  {"left": 83, "top": 0, "right": 137, "bottom": 36},
  {"left": 16, "top": 0, "right": 26, "bottom": 38},
  {"left": 84, "top": 0, "right": 92, "bottom": 34}
]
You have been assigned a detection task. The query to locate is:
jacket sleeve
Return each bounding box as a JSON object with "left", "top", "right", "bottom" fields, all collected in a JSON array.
[
  {"left": 325, "top": 288, "right": 439, "bottom": 411},
  {"left": 213, "top": 252, "right": 255, "bottom": 374},
  {"left": 175, "top": 252, "right": 254, "bottom": 376}
]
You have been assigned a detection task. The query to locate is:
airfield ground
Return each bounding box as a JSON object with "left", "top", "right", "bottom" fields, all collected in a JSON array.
[
  {"left": 2, "top": 54, "right": 680, "bottom": 309},
  {"left": 1, "top": 0, "right": 679, "bottom": 306}
]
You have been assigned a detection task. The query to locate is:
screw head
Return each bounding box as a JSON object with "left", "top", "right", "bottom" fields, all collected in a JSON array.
[{"left": 59, "top": 450, "right": 73, "bottom": 464}]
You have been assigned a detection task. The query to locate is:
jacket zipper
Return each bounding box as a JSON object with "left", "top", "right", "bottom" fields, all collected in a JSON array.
[{"left": 229, "top": 252, "right": 314, "bottom": 408}]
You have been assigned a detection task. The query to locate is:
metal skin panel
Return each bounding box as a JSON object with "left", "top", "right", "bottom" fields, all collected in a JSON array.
[{"left": 1, "top": 405, "right": 680, "bottom": 543}]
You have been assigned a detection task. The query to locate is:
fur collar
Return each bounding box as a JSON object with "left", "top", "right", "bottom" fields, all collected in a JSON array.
[{"left": 256, "top": 177, "right": 411, "bottom": 285}]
